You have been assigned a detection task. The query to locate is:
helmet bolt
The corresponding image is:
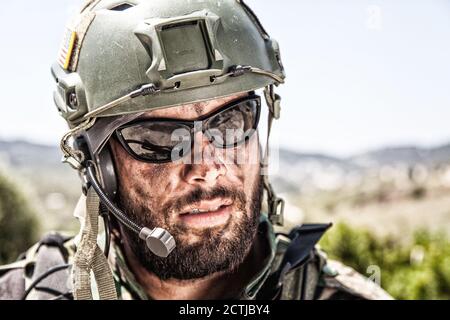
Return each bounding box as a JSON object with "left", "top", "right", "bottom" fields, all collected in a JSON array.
[{"left": 68, "top": 92, "right": 78, "bottom": 109}]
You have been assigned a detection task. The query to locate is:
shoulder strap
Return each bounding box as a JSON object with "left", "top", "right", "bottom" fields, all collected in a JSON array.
[
  {"left": 72, "top": 187, "right": 117, "bottom": 300},
  {"left": 317, "top": 260, "right": 393, "bottom": 300},
  {"left": 24, "top": 233, "right": 73, "bottom": 300},
  {"left": 257, "top": 223, "right": 331, "bottom": 299},
  {"left": 0, "top": 232, "right": 73, "bottom": 300}
]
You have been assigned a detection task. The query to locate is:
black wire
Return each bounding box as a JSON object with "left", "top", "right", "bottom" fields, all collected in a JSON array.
[
  {"left": 34, "top": 286, "right": 66, "bottom": 297},
  {"left": 86, "top": 161, "right": 141, "bottom": 234},
  {"left": 50, "top": 291, "right": 74, "bottom": 300},
  {"left": 21, "top": 264, "right": 71, "bottom": 300},
  {"left": 101, "top": 209, "right": 111, "bottom": 258}
]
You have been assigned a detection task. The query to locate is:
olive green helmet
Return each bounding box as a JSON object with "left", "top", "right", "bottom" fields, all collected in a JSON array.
[
  {"left": 55, "top": 0, "right": 285, "bottom": 227},
  {"left": 52, "top": 0, "right": 285, "bottom": 127}
]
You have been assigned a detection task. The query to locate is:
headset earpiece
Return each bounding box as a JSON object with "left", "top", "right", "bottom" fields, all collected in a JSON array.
[{"left": 96, "top": 144, "right": 118, "bottom": 199}]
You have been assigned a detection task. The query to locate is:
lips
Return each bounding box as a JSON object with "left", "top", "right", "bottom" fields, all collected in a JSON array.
[
  {"left": 179, "top": 198, "right": 233, "bottom": 215},
  {"left": 178, "top": 198, "right": 233, "bottom": 228}
]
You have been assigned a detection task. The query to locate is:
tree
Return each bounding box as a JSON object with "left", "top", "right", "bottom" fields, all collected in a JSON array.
[{"left": 0, "top": 170, "right": 40, "bottom": 264}]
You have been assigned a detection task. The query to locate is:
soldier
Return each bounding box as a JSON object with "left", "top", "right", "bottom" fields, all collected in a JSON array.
[{"left": 0, "top": 0, "right": 391, "bottom": 300}]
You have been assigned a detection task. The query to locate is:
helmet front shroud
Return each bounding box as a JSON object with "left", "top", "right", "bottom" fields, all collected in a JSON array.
[{"left": 53, "top": 0, "right": 286, "bottom": 300}]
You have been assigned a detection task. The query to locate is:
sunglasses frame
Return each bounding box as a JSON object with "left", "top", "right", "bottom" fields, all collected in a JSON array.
[{"left": 114, "top": 94, "right": 262, "bottom": 163}]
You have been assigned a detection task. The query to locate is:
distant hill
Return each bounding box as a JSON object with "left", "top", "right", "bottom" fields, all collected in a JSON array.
[
  {"left": 0, "top": 140, "right": 80, "bottom": 232},
  {"left": 276, "top": 144, "right": 450, "bottom": 170},
  {"left": 0, "top": 140, "right": 62, "bottom": 168},
  {"left": 1, "top": 139, "right": 450, "bottom": 195},
  {"left": 276, "top": 143, "right": 450, "bottom": 193},
  {"left": 350, "top": 144, "right": 450, "bottom": 168}
]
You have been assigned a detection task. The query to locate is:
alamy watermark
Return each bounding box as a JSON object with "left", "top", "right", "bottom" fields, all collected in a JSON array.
[{"left": 366, "top": 5, "right": 383, "bottom": 31}]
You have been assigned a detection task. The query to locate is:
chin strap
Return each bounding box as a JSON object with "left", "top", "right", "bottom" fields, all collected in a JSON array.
[
  {"left": 263, "top": 85, "right": 285, "bottom": 226},
  {"left": 72, "top": 187, "right": 118, "bottom": 300}
]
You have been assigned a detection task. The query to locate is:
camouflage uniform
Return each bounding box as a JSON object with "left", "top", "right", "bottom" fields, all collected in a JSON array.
[{"left": 0, "top": 215, "right": 392, "bottom": 300}]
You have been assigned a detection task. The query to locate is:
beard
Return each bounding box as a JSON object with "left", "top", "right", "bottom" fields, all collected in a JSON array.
[{"left": 116, "top": 176, "right": 263, "bottom": 280}]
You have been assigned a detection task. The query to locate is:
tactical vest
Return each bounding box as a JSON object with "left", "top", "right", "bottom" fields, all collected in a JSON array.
[{"left": 0, "top": 226, "right": 392, "bottom": 300}]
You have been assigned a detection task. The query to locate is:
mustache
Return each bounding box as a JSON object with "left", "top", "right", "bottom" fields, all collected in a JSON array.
[{"left": 162, "top": 185, "right": 247, "bottom": 214}]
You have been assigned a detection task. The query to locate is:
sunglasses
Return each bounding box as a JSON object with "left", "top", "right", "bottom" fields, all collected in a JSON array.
[{"left": 114, "top": 95, "right": 261, "bottom": 163}]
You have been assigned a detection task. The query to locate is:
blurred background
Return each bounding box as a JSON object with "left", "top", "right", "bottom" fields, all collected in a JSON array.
[{"left": 0, "top": 0, "right": 449, "bottom": 299}]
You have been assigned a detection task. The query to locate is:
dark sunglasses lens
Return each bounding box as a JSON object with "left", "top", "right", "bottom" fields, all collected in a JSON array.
[
  {"left": 118, "top": 122, "right": 191, "bottom": 162},
  {"left": 117, "top": 96, "right": 260, "bottom": 162},
  {"left": 206, "top": 98, "right": 259, "bottom": 148}
]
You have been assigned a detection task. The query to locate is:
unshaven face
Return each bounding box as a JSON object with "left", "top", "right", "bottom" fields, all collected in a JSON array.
[{"left": 110, "top": 93, "right": 263, "bottom": 280}]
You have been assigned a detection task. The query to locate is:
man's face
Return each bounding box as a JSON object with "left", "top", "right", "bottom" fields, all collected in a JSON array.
[{"left": 110, "top": 93, "right": 263, "bottom": 280}]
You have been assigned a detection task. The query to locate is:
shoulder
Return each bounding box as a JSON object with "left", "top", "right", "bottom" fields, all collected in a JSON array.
[
  {"left": 0, "top": 232, "right": 75, "bottom": 300},
  {"left": 273, "top": 220, "right": 393, "bottom": 300},
  {"left": 317, "top": 259, "right": 393, "bottom": 300},
  {"left": 0, "top": 263, "right": 26, "bottom": 300}
]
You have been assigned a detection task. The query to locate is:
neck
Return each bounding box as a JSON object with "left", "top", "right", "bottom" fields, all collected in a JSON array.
[{"left": 121, "top": 232, "right": 265, "bottom": 300}]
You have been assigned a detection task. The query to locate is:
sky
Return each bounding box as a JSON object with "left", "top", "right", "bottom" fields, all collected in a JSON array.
[{"left": 0, "top": 0, "right": 449, "bottom": 157}]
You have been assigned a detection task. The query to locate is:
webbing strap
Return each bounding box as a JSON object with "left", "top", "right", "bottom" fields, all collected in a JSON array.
[
  {"left": 282, "top": 224, "right": 332, "bottom": 273},
  {"left": 262, "top": 85, "right": 284, "bottom": 226},
  {"left": 79, "top": 0, "right": 101, "bottom": 14},
  {"left": 72, "top": 187, "right": 117, "bottom": 300},
  {"left": 257, "top": 223, "right": 332, "bottom": 299},
  {"left": 63, "top": 0, "right": 100, "bottom": 71},
  {"left": 92, "top": 246, "right": 117, "bottom": 300}
]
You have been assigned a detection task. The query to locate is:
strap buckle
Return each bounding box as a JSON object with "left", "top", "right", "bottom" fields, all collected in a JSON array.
[
  {"left": 269, "top": 196, "right": 285, "bottom": 226},
  {"left": 62, "top": 155, "right": 83, "bottom": 171},
  {"left": 264, "top": 85, "right": 281, "bottom": 120}
]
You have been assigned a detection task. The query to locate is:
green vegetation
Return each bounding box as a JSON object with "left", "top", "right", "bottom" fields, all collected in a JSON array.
[
  {"left": 320, "top": 223, "right": 450, "bottom": 300},
  {"left": 0, "top": 170, "right": 40, "bottom": 264},
  {"left": 1, "top": 160, "right": 449, "bottom": 300}
]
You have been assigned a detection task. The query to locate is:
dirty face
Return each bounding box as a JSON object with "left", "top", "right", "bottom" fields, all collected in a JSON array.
[{"left": 110, "top": 93, "right": 263, "bottom": 280}]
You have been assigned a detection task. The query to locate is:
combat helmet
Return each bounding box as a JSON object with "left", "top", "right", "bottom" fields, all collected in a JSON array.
[{"left": 52, "top": 0, "right": 286, "bottom": 300}]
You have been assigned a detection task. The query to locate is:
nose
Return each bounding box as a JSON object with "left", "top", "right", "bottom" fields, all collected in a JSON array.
[{"left": 181, "top": 131, "right": 226, "bottom": 187}]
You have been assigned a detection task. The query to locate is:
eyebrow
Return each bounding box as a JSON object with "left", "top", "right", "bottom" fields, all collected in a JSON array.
[
  {"left": 138, "top": 103, "right": 207, "bottom": 121},
  {"left": 138, "top": 93, "right": 249, "bottom": 121}
]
